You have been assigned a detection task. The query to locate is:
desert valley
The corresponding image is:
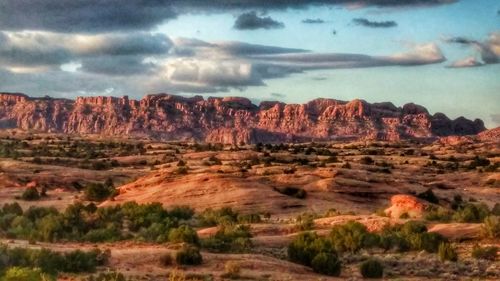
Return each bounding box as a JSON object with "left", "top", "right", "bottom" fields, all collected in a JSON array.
[
  {"left": 0, "top": 0, "right": 499, "bottom": 280},
  {"left": 0, "top": 92, "right": 498, "bottom": 280}
]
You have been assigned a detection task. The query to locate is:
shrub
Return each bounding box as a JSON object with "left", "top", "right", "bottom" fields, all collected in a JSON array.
[
  {"left": 223, "top": 261, "right": 241, "bottom": 278},
  {"left": 21, "top": 188, "right": 40, "bottom": 201},
  {"left": 471, "top": 245, "right": 498, "bottom": 260},
  {"left": 360, "top": 156, "right": 374, "bottom": 165},
  {"left": 84, "top": 182, "right": 115, "bottom": 202},
  {"left": 360, "top": 258, "right": 384, "bottom": 278},
  {"left": 169, "top": 206, "right": 195, "bottom": 220},
  {"left": 160, "top": 253, "right": 173, "bottom": 267},
  {"left": 438, "top": 242, "right": 458, "bottom": 262},
  {"left": 417, "top": 188, "right": 439, "bottom": 204},
  {"left": 424, "top": 206, "right": 453, "bottom": 222},
  {"left": 482, "top": 215, "right": 500, "bottom": 238},
  {"left": 492, "top": 203, "right": 500, "bottom": 216},
  {"left": 329, "top": 221, "right": 370, "bottom": 253},
  {"left": 202, "top": 224, "right": 252, "bottom": 253},
  {"left": 2, "top": 267, "right": 54, "bottom": 281},
  {"left": 274, "top": 186, "right": 307, "bottom": 199},
  {"left": 453, "top": 203, "right": 490, "bottom": 223},
  {"left": 295, "top": 213, "right": 315, "bottom": 231},
  {"left": 175, "top": 245, "right": 203, "bottom": 265},
  {"left": 288, "top": 232, "right": 335, "bottom": 267},
  {"left": 311, "top": 252, "right": 341, "bottom": 276},
  {"left": 197, "top": 207, "right": 239, "bottom": 227},
  {"left": 237, "top": 213, "right": 261, "bottom": 224},
  {"left": 400, "top": 221, "right": 427, "bottom": 236},
  {"left": 168, "top": 225, "right": 200, "bottom": 245}
]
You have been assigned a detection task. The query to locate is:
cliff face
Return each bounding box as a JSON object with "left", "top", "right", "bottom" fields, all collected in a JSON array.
[{"left": 0, "top": 92, "right": 486, "bottom": 144}]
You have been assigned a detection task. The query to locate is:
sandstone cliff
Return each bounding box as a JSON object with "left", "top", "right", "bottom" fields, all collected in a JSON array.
[{"left": 0, "top": 92, "right": 486, "bottom": 144}]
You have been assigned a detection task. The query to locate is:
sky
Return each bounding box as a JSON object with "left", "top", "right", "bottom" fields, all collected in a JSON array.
[{"left": 0, "top": 0, "right": 499, "bottom": 127}]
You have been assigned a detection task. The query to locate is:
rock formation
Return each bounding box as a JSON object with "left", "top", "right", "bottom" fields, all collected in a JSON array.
[{"left": 0, "top": 92, "right": 486, "bottom": 144}]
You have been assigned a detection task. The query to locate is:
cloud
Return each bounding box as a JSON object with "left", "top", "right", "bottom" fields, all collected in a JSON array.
[
  {"left": 302, "top": 18, "right": 326, "bottom": 24},
  {"left": 79, "top": 56, "right": 158, "bottom": 76},
  {"left": 447, "top": 57, "right": 484, "bottom": 68},
  {"left": 445, "top": 32, "right": 500, "bottom": 64},
  {"left": 0, "top": 31, "right": 447, "bottom": 94},
  {"left": 0, "top": 1, "right": 455, "bottom": 33},
  {"left": 0, "top": 1, "right": 177, "bottom": 33},
  {"left": 152, "top": 41, "right": 445, "bottom": 92},
  {"left": 0, "top": 31, "right": 172, "bottom": 74},
  {"left": 234, "top": 11, "right": 284, "bottom": 30},
  {"left": 270, "top": 93, "right": 285, "bottom": 98},
  {"left": 353, "top": 18, "right": 397, "bottom": 28}
]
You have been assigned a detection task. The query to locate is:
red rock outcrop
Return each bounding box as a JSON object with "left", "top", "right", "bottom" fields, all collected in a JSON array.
[
  {"left": 384, "top": 194, "right": 428, "bottom": 219},
  {"left": 0, "top": 92, "right": 486, "bottom": 144}
]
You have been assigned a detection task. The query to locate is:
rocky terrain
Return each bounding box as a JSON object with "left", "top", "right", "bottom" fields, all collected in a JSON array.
[
  {"left": 0, "top": 130, "right": 498, "bottom": 280},
  {"left": 0, "top": 93, "right": 486, "bottom": 144}
]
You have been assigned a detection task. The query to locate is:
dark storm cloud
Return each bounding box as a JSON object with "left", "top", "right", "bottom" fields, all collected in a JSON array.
[
  {"left": 0, "top": 31, "right": 172, "bottom": 74},
  {"left": 353, "top": 18, "right": 397, "bottom": 28},
  {"left": 302, "top": 18, "right": 326, "bottom": 24},
  {"left": 0, "top": 1, "right": 177, "bottom": 33},
  {"left": 0, "top": 1, "right": 456, "bottom": 33},
  {"left": 234, "top": 12, "right": 285, "bottom": 30}
]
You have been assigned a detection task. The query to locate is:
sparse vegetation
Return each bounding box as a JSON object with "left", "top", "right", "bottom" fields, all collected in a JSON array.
[
  {"left": 175, "top": 245, "right": 203, "bottom": 265},
  {"left": 438, "top": 242, "right": 458, "bottom": 262},
  {"left": 471, "top": 245, "right": 498, "bottom": 260},
  {"left": 21, "top": 188, "right": 40, "bottom": 201},
  {"left": 359, "top": 258, "right": 384, "bottom": 278}
]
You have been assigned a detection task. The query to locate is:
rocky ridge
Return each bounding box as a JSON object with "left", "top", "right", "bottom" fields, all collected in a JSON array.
[{"left": 0, "top": 92, "right": 486, "bottom": 144}]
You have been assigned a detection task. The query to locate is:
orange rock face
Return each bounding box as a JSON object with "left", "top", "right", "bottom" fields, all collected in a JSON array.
[
  {"left": 385, "top": 194, "right": 428, "bottom": 219},
  {"left": 0, "top": 92, "right": 486, "bottom": 144}
]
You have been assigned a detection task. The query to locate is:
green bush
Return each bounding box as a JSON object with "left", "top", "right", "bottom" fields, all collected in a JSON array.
[
  {"left": 452, "top": 203, "right": 490, "bottom": 223},
  {"left": 197, "top": 207, "right": 239, "bottom": 227},
  {"left": 400, "top": 221, "right": 427, "bottom": 236},
  {"left": 168, "top": 225, "right": 200, "bottom": 245},
  {"left": 0, "top": 245, "right": 106, "bottom": 274},
  {"left": 471, "top": 245, "right": 498, "bottom": 260},
  {"left": 2, "top": 267, "right": 54, "bottom": 281},
  {"left": 201, "top": 224, "right": 252, "bottom": 253},
  {"left": 237, "top": 213, "right": 261, "bottom": 224},
  {"left": 438, "top": 242, "right": 458, "bottom": 262},
  {"left": 274, "top": 186, "right": 307, "bottom": 199},
  {"left": 482, "top": 215, "right": 500, "bottom": 239},
  {"left": 492, "top": 203, "right": 500, "bottom": 216},
  {"left": 311, "top": 252, "right": 341, "bottom": 276},
  {"left": 329, "top": 221, "right": 370, "bottom": 253},
  {"left": 417, "top": 188, "right": 439, "bottom": 204},
  {"left": 169, "top": 206, "right": 195, "bottom": 220},
  {"left": 21, "top": 188, "right": 40, "bottom": 201},
  {"left": 287, "top": 231, "right": 342, "bottom": 276},
  {"left": 295, "top": 213, "right": 315, "bottom": 231},
  {"left": 407, "top": 232, "right": 446, "bottom": 253},
  {"left": 175, "top": 245, "right": 202, "bottom": 265},
  {"left": 84, "top": 182, "right": 116, "bottom": 202},
  {"left": 360, "top": 258, "right": 384, "bottom": 278},
  {"left": 159, "top": 253, "right": 173, "bottom": 267},
  {"left": 360, "top": 156, "right": 374, "bottom": 165},
  {"left": 288, "top": 232, "right": 334, "bottom": 266},
  {"left": 424, "top": 206, "right": 453, "bottom": 222}
]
